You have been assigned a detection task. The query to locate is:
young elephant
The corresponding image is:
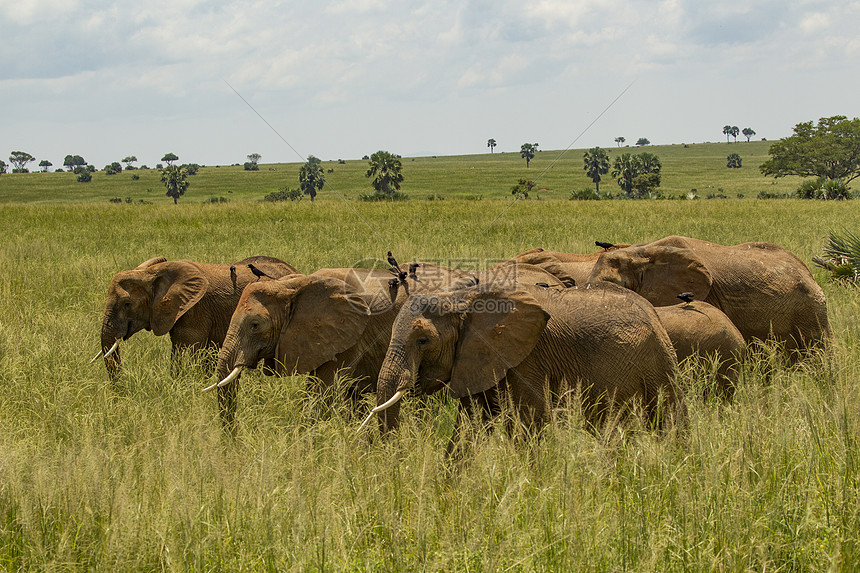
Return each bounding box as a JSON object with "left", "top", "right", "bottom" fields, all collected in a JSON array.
[
  {"left": 95, "top": 255, "right": 298, "bottom": 379},
  {"left": 654, "top": 300, "right": 746, "bottom": 398},
  {"left": 587, "top": 235, "right": 833, "bottom": 355},
  {"left": 209, "top": 263, "right": 565, "bottom": 430},
  {"left": 367, "top": 282, "right": 682, "bottom": 442},
  {"left": 512, "top": 245, "right": 630, "bottom": 286}
]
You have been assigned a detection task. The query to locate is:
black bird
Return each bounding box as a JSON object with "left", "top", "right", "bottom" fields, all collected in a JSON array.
[
  {"left": 408, "top": 262, "right": 420, "bottom": 280},
  {"left": 676, "top": 292, "right": 695, "bottom": 304},
  {"left": 387, "top": 251, "right": 400, "bottom": 269},
  {"left": 229, "top": 264, "right": 236, "bottom": 273},
  {"left": 397, "top": 271, "right": 410, "bottom": 295},
  {"left": 535, "top": 282, "right": 550, "bottom": 288},
  {"left": 248, "top": 263, "right": 272, "bottom": 281},
  {"left": 595, "top": 241, "right": 615, "bottom": 251}
]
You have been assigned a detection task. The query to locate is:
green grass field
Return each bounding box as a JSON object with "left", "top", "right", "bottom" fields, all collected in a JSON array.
[
  {"left": 1, "top": 146, "right": 859, "bottom": 570},
  {"left": 0, "top": 140, "right": 796, "bottom": 203}
]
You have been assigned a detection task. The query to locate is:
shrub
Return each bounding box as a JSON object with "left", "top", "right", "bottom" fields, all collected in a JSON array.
[
  {"left": 465, "top": 194, "right": 483, "bottom": 201},
  {"left": 264, "top": 188, "right": 302, "bottom": 202},
  {"left": 359, "top": 191, "right": 409, "bottom": 202},
  {"left": 726, "top": 152, "right": 742, "bottom": 168},
  {"left": 207, "top": 196, "right": 229, "bottom": 203},
  {"left": 131, "top": 174, "right": 140, "bottom": 181},
  {"left": 426, "top": 194, "right": 444, "bottom": 201},
  {"left": 570, "top": 187, "right": 601, "bottom": 200},
  {"left": 109, "top": 197, "right": 122, "bottom": 203},
  {"left": 75, "top": 166, "right": 92, "bottom": 183},
  {"left": 244, "top": 162, "right": 259, "bottom": 171},
  {"left": 813, "top": 228, "right": 860, "bottom": 283}
]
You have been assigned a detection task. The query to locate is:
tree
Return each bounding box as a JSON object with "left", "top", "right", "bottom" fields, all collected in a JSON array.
[
  {"left": 245, "top": 153, "right": 261, "bottom": 171},
  {"left": 161, "top": 152, "right": 179, "bottom": 166},
  {"left": 636, "top": 152, "right": 661, "bottom": 174},
  {"left": 122, "top": 156, "right": 138, "bottom": 169},
  {"left": 365, "top": 151, "right": 404, "bottom": 196},
  {"left": 583, "top": 147, "right": 610, "bottom": 193},
  {"left": 760, "top": 116, "right": 860, "bottom": 184},
  {"left": 742, "top": 128, "right": 756, "bottom": 143},
  {"left": 612, "top": 152, "right": 662, "bottom": 197},
  {"left": 299, "top": 155, "right": 325, "bottom": 201},
  {"left": 74, "top": 165, "right": 92, "bottom": 183},
  {"left": 104, "top": 162, "right": 122, "bottom": 175},
  {"left": 520, "top": 143, "right": 536, "bottom": 167},
  {"left": 162, "top": 164, "right": 190, "bottom": 203},
  {"left": 39, "top": 160, "right": 52, "bottom": 172},
  {"left": 723, "top": 125, "right": 733, "bottom": 143},
  {"left": 730, "top": 126, "right": 739, "bottom": 143},
  {"left": 9, "top": 151, "right": 35, "bottom": 172},
  {"left": 614, "top": 136, "right": 625, "bottom": 147},
  {"left": 612, "top": 153, "right": 637, "bottom": 195},
  {"left": 64, "top": 155, "right": 86, "bottom": 171},
  {"left": 0, "top": 160, "right": 6, "bottom": 174},
  {"left": 511, "top": 178, "right": 535, "bottom": 199},
  {"left": 727, "top": 153, "right": 742, "bottom": 168},
  {"left": 487, "top": 139, "right": 497, "bottom": 153},
  {"left": 635, "top": 138, "right": 650, "bottom": 147}
]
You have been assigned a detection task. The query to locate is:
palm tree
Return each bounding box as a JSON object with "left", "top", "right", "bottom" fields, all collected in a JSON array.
[
  {"left": 583, "top": 147, "right": 610, "bottom": 193},
  {"left": 614, "top": 136, "right": 625, "bottom": 147},
  {"left": 487, "top": 139, "right": 497, "bottom": 153},
  {"left": 612, "top": 153, "right": 637, "bottom": 196},
  {"left": 365, "top": 151, "right": 404, "bottom": 196},
  {"left": 730, "top": 126, "right": 740, "bottom": 143},
  {"left": 161, "top": 164, "right": 189, "bottom": 204},
  {"left": 299, "top": 155, "right": 325, "bottom": 201},
  {"left": 520, "top": 143, "right": 536, "bottom": 167},
  {"left": 636, "top": 152, "right": 661, "bottom": 174},
  {"left": 723, "top": 125, "right": 733, "bottom": 143}
]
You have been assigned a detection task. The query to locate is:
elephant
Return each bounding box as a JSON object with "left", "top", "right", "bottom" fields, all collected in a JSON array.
[
  {"left": 587, "top": 235, "right": 833, "bottom": 355},
  {"left": 95, "top": 255, "right": 298, "bottom": 379},
  {"left": 512, "top": 245, "right": 630, "bottom": 286},
  {"left": 366, "top": 282, "right": 682, "bottom": 445},
  {"left": 208, "top": 262, "right": 566, "bottom": 430},
  {"left": 653, "top": 300, "right": 746, "bottom": 398}
]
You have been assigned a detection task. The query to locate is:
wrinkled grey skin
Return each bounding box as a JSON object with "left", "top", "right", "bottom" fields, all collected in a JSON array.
[
  {"left": 654, "top": 301, "right": 746, "bottom": 398},
  {"left": 374, "top": 282, "right": 682, "bottom": 446},
  {"left": 99, "top": 255, "right": 297, "bottom": 379},
  {"left": 213, "top": 262, "right": 565, "bottom": 430},
  {"left": 588, "top": 235, "right": 833, "bottom": 355},
  {"left": 511, "top": 245, "right": 631, "bottom": 286}
]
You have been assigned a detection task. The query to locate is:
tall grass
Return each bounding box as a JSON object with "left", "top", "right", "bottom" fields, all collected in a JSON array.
[{"left": 1, "top": 199, "right": 859, "bottom": 570}]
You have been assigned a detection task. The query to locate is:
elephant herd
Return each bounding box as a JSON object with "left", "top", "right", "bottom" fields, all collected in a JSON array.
[{"left": 93, "top": 235, "right": 833, "bottom": 445}]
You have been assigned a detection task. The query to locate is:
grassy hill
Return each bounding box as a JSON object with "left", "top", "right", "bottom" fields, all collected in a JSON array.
[{"left": 0, "top": 140, "right": 796, "bottom": 203}]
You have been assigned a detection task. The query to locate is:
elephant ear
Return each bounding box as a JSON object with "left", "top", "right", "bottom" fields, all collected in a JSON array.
[
  {"left": 150, "top": 260, "right": 209, "bottom": 335},
  {"left": 639, "top": 246, "right": 712, "bottom": 306},
  {"left": 449, "top": 289, "right": 549, "bottom": 398},
  {"left": 275, "top": 277, "right": 372, "bottom": 374}
]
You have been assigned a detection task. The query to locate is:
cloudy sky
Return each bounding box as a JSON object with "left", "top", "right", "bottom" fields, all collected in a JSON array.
[{"left": 2, "top": 0, "right": 858, "bottom": 168}]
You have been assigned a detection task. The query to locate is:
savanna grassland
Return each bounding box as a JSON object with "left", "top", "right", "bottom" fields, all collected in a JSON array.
[{"left": 1, "top": 143, "right": 859, "bottom": 571}]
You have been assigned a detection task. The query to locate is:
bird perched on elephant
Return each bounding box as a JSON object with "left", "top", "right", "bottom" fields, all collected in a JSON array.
[
  {"left": 94, "top": 255, "right": 298, "bottom": 380},
  {"left": 207, "top": 262, "right": 565, "bottom": 430},
  {"left": 654, "top": 300, "right": 746, "bottom": 398},
  {"left": 364, "top": 282, "right": 682, "bottom": 449},
  {"left": 587, "top": 235, "right": 833, "bottom": 356}
]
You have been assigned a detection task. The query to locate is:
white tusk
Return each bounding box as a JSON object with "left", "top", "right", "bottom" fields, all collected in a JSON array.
[
  {"left": 202, "top": 365, "right": 243, "bottom": 393},
  {"left": 102, "top": 339, "right": 121, "bottom": 359},
  {"left": 88, "top": 350, "right": 104, "bottom": 364},
  {"left": 356, "top": 390, "right": 405, "bottom": 432}
]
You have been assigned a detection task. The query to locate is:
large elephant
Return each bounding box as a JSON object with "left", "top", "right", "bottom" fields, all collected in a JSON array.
[
  {"left": 587, "top": 236, "right": 833, "bottom": 354},
  {"left": 209, "top": 262, "right": 565, "bottom": 429},
  {"left": 367, "top": 282, "right": 682, "bottom": 444},
  {"left": 654, "top": 300, "right": 746, "bottom": 398},
  {"left": 96, "top": 255, "right": 298, "bottom": 379}
]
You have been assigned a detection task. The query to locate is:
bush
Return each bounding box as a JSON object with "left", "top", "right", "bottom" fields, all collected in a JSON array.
[
  {"left": 726, "top": 152, "right": 742, "bottom": 168},
  {"left": 570, "top": 188, "right": 602, "bottom": 200},
  {"left": 465, "top": 194, "right": 483, "bottom": 201},
  {"left": 182, "top": 163, "right": 200, "bottom": 176},
  {"left": 425, "top": 194, "right": 444, "bottom": 201},
  {"left": 131, "top": 174, "right": 140, "bottom": 181},
  {"left": 244, "top": 162, "right": 259, "bottom": 171},
  {"left": 109, "top": 197, "right": 122, "bottom": 203},
  {"left": 795, "top": 178, "right": 852, "bottom": 200},
  {"left": 264, "top": 188, "right": 302, "bottom": 202},
  {"left": 207, "top": 196, "right": 229, "bottom": 203},
  {"left": 813, "top": 228, "right": 860, "bottom": 283},
  {"left": 757, "top": 190, "right": 789, "bottom": 199},
  {"left": 74, "top": 166, "right": 92, "bottom": 183},
  {"left": 359, "top": 191, "right": 408, "bottom": 202}
]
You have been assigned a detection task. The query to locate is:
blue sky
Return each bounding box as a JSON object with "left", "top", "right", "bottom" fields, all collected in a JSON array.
[{"left": 2, "top": 0, "right": 858, "bottom": 168}]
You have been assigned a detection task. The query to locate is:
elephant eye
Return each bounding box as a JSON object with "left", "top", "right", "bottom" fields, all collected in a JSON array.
[
  {"left": 416, "top": 337, "right": 429, "bottom": 347},
  {"left": 250, "top": 321, "right": 259, "bottom": 330},
  {"left": 123, "top": 301, "right": 132, "bottom": 309}
]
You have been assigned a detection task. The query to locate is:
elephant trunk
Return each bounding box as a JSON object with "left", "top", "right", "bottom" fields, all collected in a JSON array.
[
  {"left": 213, "top": 328, "right": 245, "bottom": 433},
  {"left": 373, "top": 343, "right": 415, "bottom": 433},
  {"left": 100, "top": 314, "right": 123, "bottom": 381}
]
